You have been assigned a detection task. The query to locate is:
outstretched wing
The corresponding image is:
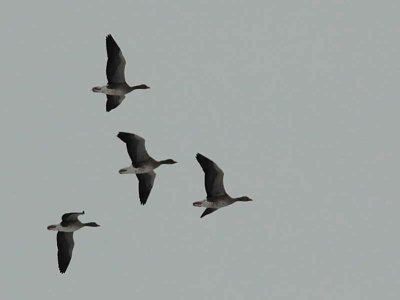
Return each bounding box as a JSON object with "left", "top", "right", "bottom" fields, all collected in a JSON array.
[
  {"left": 136, "top": 171, "right": 156, "bottom": 205},
  {"left": 200, "top": 208, "right": 218, "bottom": 218},
  {"left": 118, "top": 132, "right": 151, "bottom": 166},
  {"left": 106, "top": 34, "right": 126, "bottom": 84},
  {"left": 196, "top": 153, "right": 226, "bottom": 198},
  {"left": 61, "top": 211, "right": 84, "bottom": 223},
  {"left": 57, "top": 232, "right": 75, "bottom": 274},
  {"left": 106, "top": 95, "right": 125, "bottom": 112}
]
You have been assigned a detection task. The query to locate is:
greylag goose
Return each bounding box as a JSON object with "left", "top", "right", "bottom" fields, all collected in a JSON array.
[
  {"left": 117, "top": 132, "right": 177, "bottom": 205},
  {"left": 47, "top": 211, "right": 100, "bottom": 273},
  {"left": 193, "top": 153, "right": 252, "bottom": 218},
  {"left": 92, "top": 34, "right": 150, "bottom": 112}
]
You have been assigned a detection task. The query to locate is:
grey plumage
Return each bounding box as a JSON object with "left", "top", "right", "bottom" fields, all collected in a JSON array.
[
  {"left": 57, "top": 232, "right": 74, "bottom": 274},
  {"left": 117, "top": 132, "right": 176, "bottom": 205},
  {"left": 106, "top": 34, "right": 126, "bottom": 84},
  {"left": 60, "top": 211, "right": 85, "bottom": 226},
  {"left": 92, "top": 34, "right": 150, "bottom": 112},
  {"left": 137, "top": 171, "right": 156, "bottom": 205},
  {"left": 196, "top": 153, "right": 227, "bottom": 198},
  {"left": 194, "top": 153, "right": 253, "bottom": 218},
  {"left": 106, "top": 95, "right": 125, "bottom": 112},
  {"left": 47, "top": 211, "right": 99, "bottom": 274},
  {"left": 118, "top": 132, "right": 150, "bottom": 167},
  {"left": 200, "top": 208, "right": 218, "bottom": 218}
]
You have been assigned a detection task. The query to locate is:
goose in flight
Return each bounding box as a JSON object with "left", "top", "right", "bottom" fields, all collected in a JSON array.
[
  {"left": 92, "top": 34, "right": 150, "bottom": 112},
  {"left": 193, "top": 153, "right": 253, "bottom": 218},
  {"left": 117, "top": 132, "right": 177, "bottom": 205},
  {"left": 47, "top": 211, "right": 100, "bottom": 273}
]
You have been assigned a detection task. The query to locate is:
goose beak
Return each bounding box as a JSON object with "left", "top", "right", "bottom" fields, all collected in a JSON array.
[{"left": 193, "top": 202, "right": 202, "bottom": 207}]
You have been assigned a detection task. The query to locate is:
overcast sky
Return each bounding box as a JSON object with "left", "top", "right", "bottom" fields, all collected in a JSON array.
[{"left": 1, "top": 1, "right": 399, "bottom": 299}]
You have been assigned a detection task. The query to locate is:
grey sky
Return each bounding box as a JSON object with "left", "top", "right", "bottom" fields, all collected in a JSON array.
[{"left": 1, "top": 0, "right": 399, "bottom": 299}]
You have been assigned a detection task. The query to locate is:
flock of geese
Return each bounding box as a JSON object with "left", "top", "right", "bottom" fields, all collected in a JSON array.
[{"left": 47, "top": 34, "right": 253, "bottom": 274}]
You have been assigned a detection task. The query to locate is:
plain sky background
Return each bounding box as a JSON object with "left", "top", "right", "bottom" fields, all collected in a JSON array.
[{"left": 1, "top": 1, "right": 399, "bottom": 299}]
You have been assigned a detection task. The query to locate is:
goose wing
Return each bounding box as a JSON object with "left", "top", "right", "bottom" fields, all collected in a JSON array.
[
  {"left": 196, "top": 153, "right": 226, "bottom": 198},
  {"left": 118, "top": 132, "right": 150, "bottom": 167},
  {"left": 106, "top": 95, "right": 125, "bottom": 112},
  {"left": 57, "top": 232, "right": 74, "bottom": 274},
  {"left": 136, "top": 170, "right": 156, "bottom": 205},
  {"left": 200, "top": 208, "right": 218, "bottom": 218},
  {"left": 106, "top": 34, "right": 126, "bottom": 84},
  {"left": 61, "top": 211, "right": 84, "bottom": 223}
]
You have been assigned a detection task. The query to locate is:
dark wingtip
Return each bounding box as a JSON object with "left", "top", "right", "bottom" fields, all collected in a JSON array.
[
  {"left": 196, "top": 153, "right": 207, "bottom": 164},
  {"left": 117, "top": 132, "right": 132, "bottom": 143},
  {"left": 196, "top": 153, "right": 205, "bottom": 160},
  {"left": 140, "top": 196, "right": 148, "bottom": 205},
  {"left": 117, "top": 132, "right": 124, "bottom": 140},
  {"left": 106, "top": 104, "right": 114, "bottom": 112}
]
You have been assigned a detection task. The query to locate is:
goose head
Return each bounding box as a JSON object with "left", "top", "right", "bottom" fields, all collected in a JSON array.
[
  {"left": 130, "top": 84, "right": 150, "bottom": 91},
  {"left": 159, "top": 159, "right": 177, "bottom": 165},
  {"left": 235, "top": 196, "right": 253, "bottom": 202},
  {"left": 134, "top": 84, "right": 150, "bottom": 89}
]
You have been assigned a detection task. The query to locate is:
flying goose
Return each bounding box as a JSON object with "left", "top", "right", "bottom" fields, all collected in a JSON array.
[
  {"left": 193, "top": 153, "right": 253, "bottom": 218},
  {"left": 47, "top": 211, "right": 100, "bottom": 273},
  {"left": 117, "top": 132, "right": 177, "bottom": 205},
  {"left": 92, "top": 34, "right": 150, "bottom": 112}
]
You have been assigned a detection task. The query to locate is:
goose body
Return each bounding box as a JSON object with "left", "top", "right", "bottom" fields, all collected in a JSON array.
[
  {"left": 193, "top": 153, "right": 253, "bottom": 218},
  {"left": 117, "top": 132, "right": 177, "bottom": 205},
  {"left": 193, "top": 196, "right": 236, "bottom": 209},
  {"left": 47, "top": 211, "right": 100, "bottom": 273},
  {"left": 119, "top": 163, "right": 156, "bottom": 175},
  {"left": 92, "top": 34, "right": 150, "bottom": 112}
]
